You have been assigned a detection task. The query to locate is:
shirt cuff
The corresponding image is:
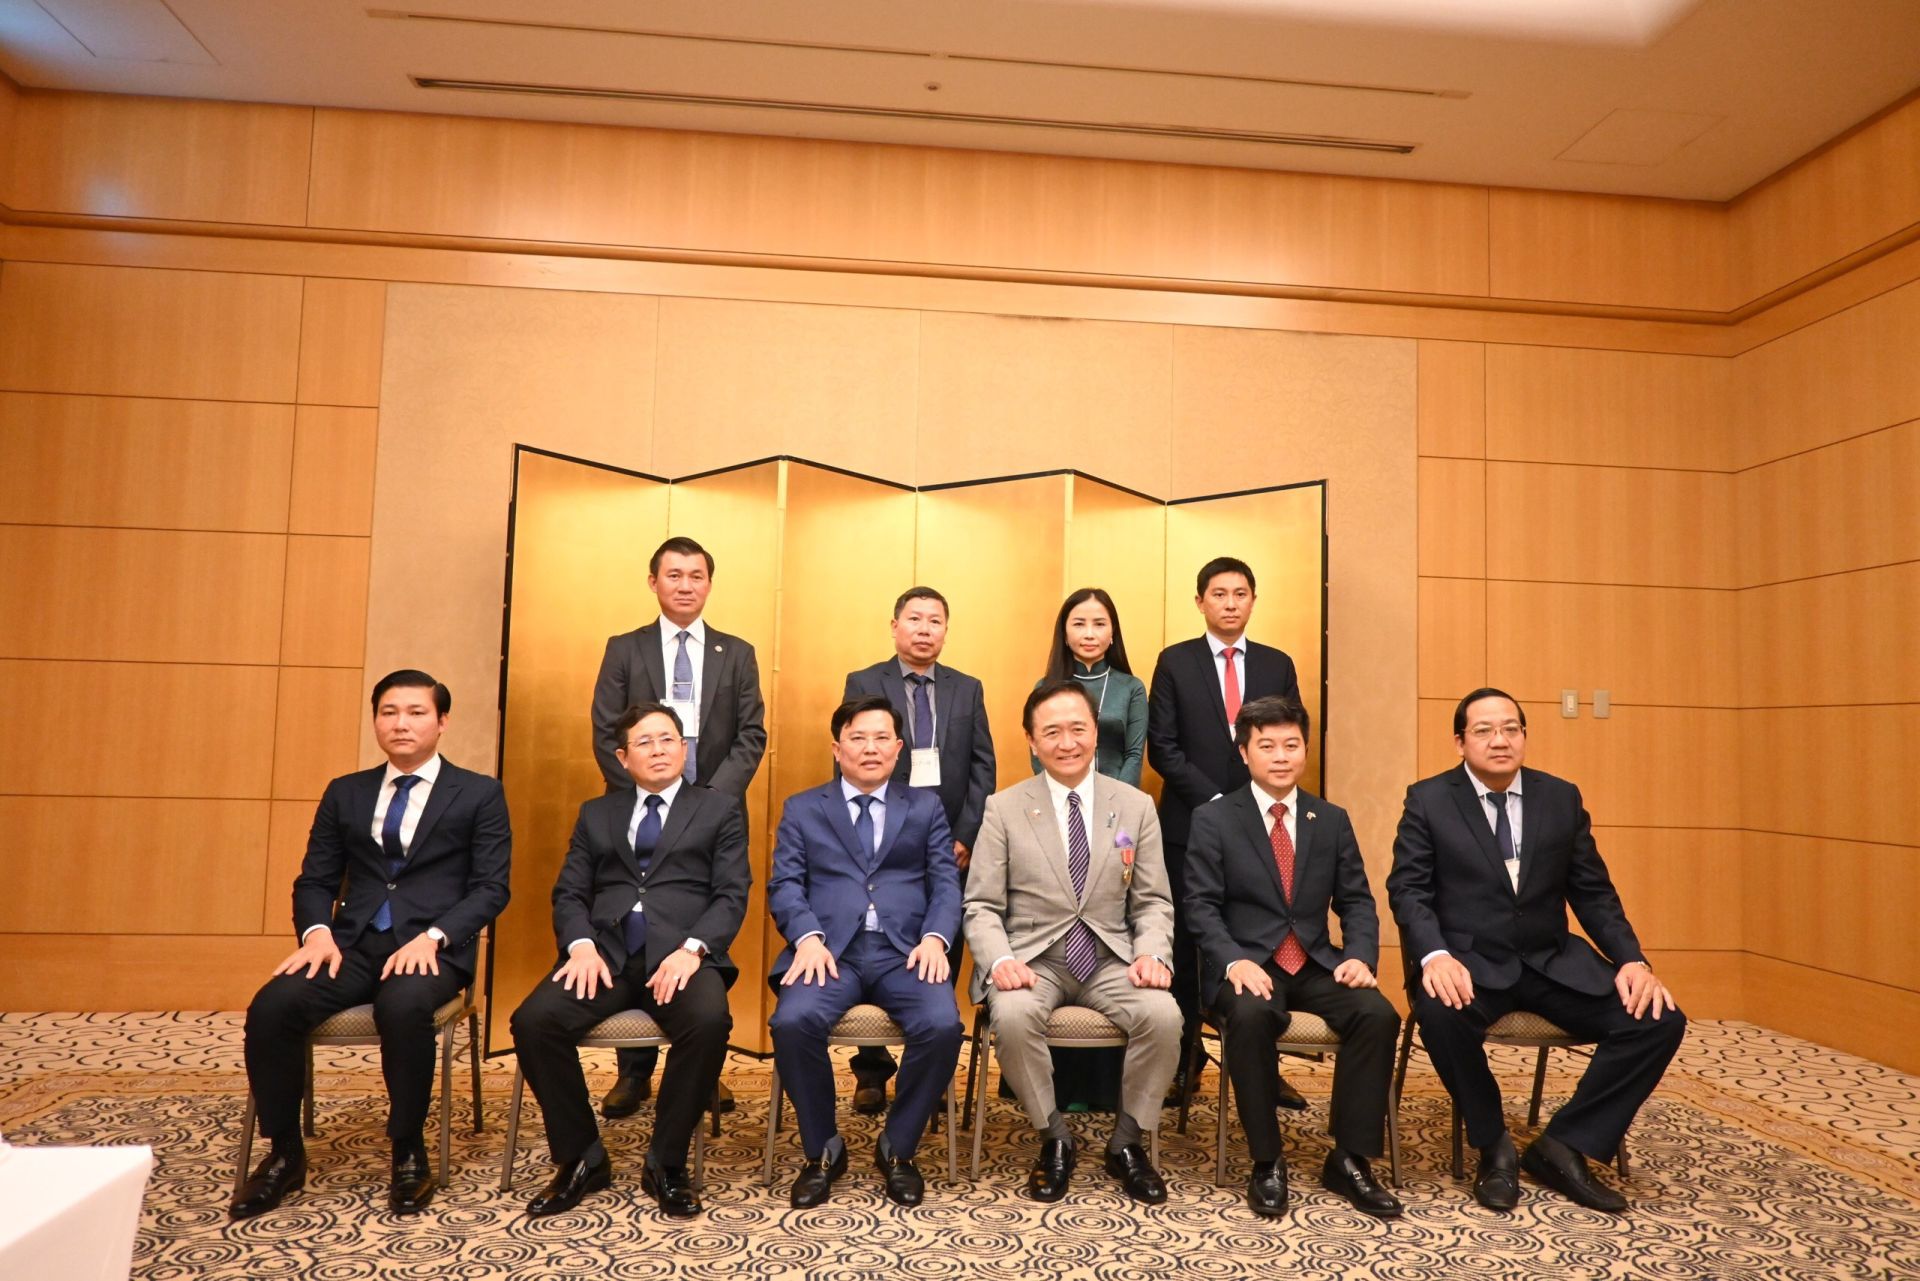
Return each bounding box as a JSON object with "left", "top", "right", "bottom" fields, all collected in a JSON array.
[
  {"left": 567, "top": 937, "right": 596, "bottom": 955},
  {"left": 795, "top": 930, "right": 825, "bottom": 945},
  {"left": 1420, "top": 949, "right": 1450, "bottom": 967},
  {"left": 922, "top": 932, "right": 951, "bottom": 948},
  {"left": 301, "top": 924, "right": 332, "bottom": 942},
  {"left": 988, "top": 954, "right": 1017, "bottom": 973},
  {"left": 683, "top": 938, "right": 708, "bottom": 956}
]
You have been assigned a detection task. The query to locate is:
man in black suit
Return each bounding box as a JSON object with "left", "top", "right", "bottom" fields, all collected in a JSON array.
[
  {"left": 233, "top": 670, "right": 512, "bottom": 1219},
  {"left": 841, "top": 586, "right": 996, "bottom": 1111},
  {"left": 508, "top": 702, "right": 749, "bottom": 1219},
  {"left": 1387, "top": 687, "right": 1684, "bottom": 1214},
  {"left": 1147, "top": 556, "right": 1304, "bottom": 1107},
  {"left": 589, "top": 535, "right": 765, "bottom": 1115},
  {"left": 1186, "top": 697, "right": 1402, "bottom": 1219}
]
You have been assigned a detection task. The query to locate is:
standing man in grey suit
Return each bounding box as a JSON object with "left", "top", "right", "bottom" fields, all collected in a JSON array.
[
  {"left": 841, "top": 586, "right": 996, "bottom": 1112},
  {"left": 964, "top": 679, "right": 1181, "bottom": 1204},
  {"left": 590, "top": 535, "right": 766, "bottom": 1116}
]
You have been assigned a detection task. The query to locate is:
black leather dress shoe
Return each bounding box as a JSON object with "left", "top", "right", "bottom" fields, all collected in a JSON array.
[
  {"left": 789, "top": 1139, "right": 849, "bottom": 1208},
  {"left": 388, "top": 1147, "right": 436, "bottom": 1215},
  {"left": 1321, "top": 1149, "right": 1403, "bottom": 1218},
  {"left": 1474, "top": 1133, "right": 1521, "bottom": 1212},
  {"left": 1026, "top": 1137, "right": 1075, "bottom": 1202},
  {"left": 1246, "top": 1159, "right": 1288, "bottom": 1217},
  {"left": 875, "top": 1135, "right": 925, "bottom": 1207},
  {"left": 641, "top": 1158, "right": 702, "bottom": 1218},
  {"left": 527, "top": 1152, "right": 612, "bottom": 1217},
  {"left": 600, "top": 1071, "right": 651, "bottom": 1119},
  {"left": 230, "top": 1148, "right": 306, "bottom": 1220},
  {"left": 1275, "top": 1075, "right": 1308, "bottom": 1112},
  {"left": 1522, "top": 1134, "right": 1627, "bottom": 1213},
  {"left": 1103, "top": 1143, "right": 1168, "bottom": 1205},
  {"left": 852, "top": 1077, "right": 888, "bottom": 1115}
]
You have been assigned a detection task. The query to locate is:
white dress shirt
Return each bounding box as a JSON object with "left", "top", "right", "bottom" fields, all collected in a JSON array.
[
  {"left": 1248, "top": 780, "right": 1299, "bottom": 848},
  {"left": 303, "top": 753, "right": 443, "bottom": 942}
]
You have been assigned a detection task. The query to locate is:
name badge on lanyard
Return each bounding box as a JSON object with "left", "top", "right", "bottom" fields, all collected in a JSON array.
[
  {"left": 667, "top": 678, "right": 700, "bottom": 738},
  {"left": 909, "top": 747, "right": 942, "bottom": 788}
]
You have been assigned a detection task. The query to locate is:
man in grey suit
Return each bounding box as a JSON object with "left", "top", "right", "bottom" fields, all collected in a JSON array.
[
  {"left": 963, "top": 679, "right": 1181, "bottom": 1204},
  {"left": 589, "top": 535, "right": 767, "bottom": 1114},
  {"left": 842, "top": 585, "right": 996, "bottom": 1111}
]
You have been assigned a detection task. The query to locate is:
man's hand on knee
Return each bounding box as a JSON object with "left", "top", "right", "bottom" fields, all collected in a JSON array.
[
  {"left": 1421, "top": 954, "right": 1474, "bottom": 1009},
  {"left": 273, "top": 928, "right": 343, "bottom": 980},
  {"left": 381, "top": 933, "right": 441, "bottom": 980}
]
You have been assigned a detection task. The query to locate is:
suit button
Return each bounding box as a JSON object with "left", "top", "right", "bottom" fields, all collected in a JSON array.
[
  {"left": 867, "top": 883, "right": 875, "bottom": 891},
  {"left": 637, "top": 888, "right": 646, "bottom": 896},
  {"left": 386, "top": 882, "right": 397, "bottom": 890}
]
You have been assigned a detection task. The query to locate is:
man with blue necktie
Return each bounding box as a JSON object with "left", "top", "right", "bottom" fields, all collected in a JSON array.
[
  {"left": 233, "top": 671, "right": 512, "bottom": 1219},
  {"left": 590, "top": 536, "right": 766, "bottom": 1116},
  {"left": 766, "top": 695, "right": 965, "bottom": 1207}
]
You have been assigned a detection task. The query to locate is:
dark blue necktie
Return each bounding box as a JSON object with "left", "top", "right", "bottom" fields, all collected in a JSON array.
[
  {"left": 906, "top": 673, "right": 933, "bottom": 751},
  {"left": 623, "top": 793, "right": 665, "bottom": 957},
  {"left": 1487, "top": 791, "right": 1518, "bottom": 871},
  {"left": 372, "top": 774, "right": 421, "bottom": 932},
  {"left": 853, "top": 793, "right": 877, "bottom": 856},
  {"left": 674, "top": 631, "right": 699, "bottom": 784}
]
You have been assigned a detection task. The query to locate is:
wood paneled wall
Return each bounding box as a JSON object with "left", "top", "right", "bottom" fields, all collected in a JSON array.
[{"left": 1, "top": 77, "right": 1917, "bottom": 1069}]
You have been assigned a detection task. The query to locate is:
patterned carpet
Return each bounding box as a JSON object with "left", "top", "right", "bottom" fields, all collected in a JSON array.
[{"left": 1, "top": 1015, "right": 1916, "bottom": 1280}]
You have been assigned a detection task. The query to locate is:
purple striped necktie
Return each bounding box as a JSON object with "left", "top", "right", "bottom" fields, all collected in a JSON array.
[{"left": 1063, "top": 791, "right": 1099, "bottom": 981}]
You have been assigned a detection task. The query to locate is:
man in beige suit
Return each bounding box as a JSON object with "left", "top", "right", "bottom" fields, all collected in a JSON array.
[{"left": 964, "top": 679, "right": 1182, "bottom": 1204}]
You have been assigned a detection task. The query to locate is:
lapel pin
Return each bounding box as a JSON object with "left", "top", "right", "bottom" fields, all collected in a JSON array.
[
  {"left": 1115, "top": 828, "right": 1136, "bottom": 886},
  {"left": 1307, "top": 811, "right": 1317, "bottom": 821},
  {"left": 1029, "top": 808, "right": 1045, "bottom": 820}
]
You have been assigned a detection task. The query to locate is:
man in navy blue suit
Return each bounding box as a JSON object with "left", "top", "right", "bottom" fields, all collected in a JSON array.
[{"left": 767, "top": 695, "right": 965, "bottom": 1208}]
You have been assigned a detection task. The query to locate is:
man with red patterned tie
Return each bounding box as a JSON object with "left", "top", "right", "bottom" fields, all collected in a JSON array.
[
  {"left": 1186, "top": 696, "right": 1402, "bottom": 1219},
  {"left": 1146, "top": 557, "right": 1305, "bottom": 1108}
]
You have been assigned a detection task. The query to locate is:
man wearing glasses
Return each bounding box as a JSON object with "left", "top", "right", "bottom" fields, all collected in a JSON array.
[{"left": 1387, "top": 687, "right": 1685, "bottom": 1215}]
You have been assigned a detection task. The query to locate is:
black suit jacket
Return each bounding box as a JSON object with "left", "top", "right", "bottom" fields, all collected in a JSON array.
[
  {"left": 550, "top": 785, "right": 751, "bottom": 986},
  {"left": 290, "top": 759, "right": 512, "bottom": 979},
  {"left": 591, "top": 621, "right": 767, "bottom": 796},
  {"left": 1185, "top": 787, "right": 1379, "bottom": 996},
  {"left": 1386, "top": 765, "right": 1644, "bottom": 996},
  {"left": 843, "top": 660, "right": 997, "bottom": 849},
  {"left": 1146, "top": 636, "right": 1300, "bottom": 851}
]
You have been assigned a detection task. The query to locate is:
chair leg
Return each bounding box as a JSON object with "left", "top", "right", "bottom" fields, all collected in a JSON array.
[
  {"left": 499, "top": 1062, "right": 525, "bottom": 1192},
  {"left": 695, "top": 1117, "right": 707, "bottom": 1192},
  {"left": 1526, "top": 1047, "right": 1550, "bottom": 1129},
  {"left": 1451, "top": 1104, "right": 1465, "bottom": 1180},
  {"left": 1148, "top": 1102, "right": 1160, "bottom": 1170},
  {"left": 1616, "top": 1134, "right": 1629, "bottom": 1179},
  {"left": 233, "top": 1092, "right": 259, "bottom": 1197},
  {"left": 439, "top": 1022, "right": 456, "bottom": 1180},
  {"left": 762, "top": 1061, "right": 783, "bottom": 1188},
  {"left": 970, "top": 1032, "right": 992, "bottom": 1181},
  {"left": 1177, "top": 1024, "right": 1205, "bottom": 1136},
  {"left": 710, "top": 1053, "right": 724, "bottom": 1139},
  {"left": 945, "top": 1080, "right": 959, "bottom": 1184},
  {"left": 467, "top": 1010, "right": 485, "bottom": 1134},
  {"left": 1386, "top": 1085, "right": 1402, "bottom": 1188},
  {"left": 961, "top": 1007, "right": 987, "bottom": 1129},
  {"left": 302, "top": 1046, "right": 316, "bottom": 1137},
  {"left": 1214, "top": 1064, "right": 1230, "bottom": 1188},
  {"left": 1392, "top": 1014, "right": 1416, "bottom": 1103}
]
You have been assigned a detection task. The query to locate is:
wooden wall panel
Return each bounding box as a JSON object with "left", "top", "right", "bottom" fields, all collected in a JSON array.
[
  {"left": 0, "top": 72, "right": 17, "bottom": 204},
  {"left": 1418, "top": 577, "right": 1485, "bottom": 699},
  {"left": 1416, "top": 697, "right": 1461, "bottom": 778},
  {"left": 1485, "top": 345, "right": 1732, "bottom": 470},
  {"left": 1417, "top": 458, "right": 1484, "bottom": 578},
  {"left": 1486, "top": 189, "right": 1732, "bottom": 312},
  {"left": 280, "top": 535, "right": 370, "bottom": 668},
  {"left": 1486, "top": 581, "right": 1739, "bottom": 709},
  {"left": 1740, "top": 562, "right": 1920, "bottom": 707},
  {"left": 297, "top": 278, "right": 387, "bottom": 407},
  {"left": 919, "top": 313, "right": 1170, "bottom": 494},
  {"left": 0, "top": 934, "right": 292, "bottom": 1011},
  {"left": 1735, "top": 276, "right": 1920, "bottom": 468},
  {"left": 1741, "top": 706, "right": 1920, "bottom": 849},
  {"left": 1417, "top": 340, "right": 1484, "bottom": 458},
  {"left": 0, "top": 660, "right": 277, "bottom": 797},
  {"left": 272, "top": 666, "right": 365, "bottom": 801},
  {"left": 1731, "top": 94, "right": 1920, "bottom": 303},
  {"left": 288, "top": 406, "right": 377, "bottom": 537},
  {"left": 1592, "top": 827, "right": 1744, "bottom": 951},
  {"left": 1742, "top": 832, "right": 1919, "bottom": 994},
  {"left": 0, "top": 797, "right": 268, "bottom": 935},
  {"left": 1736, "top": 419, "right": 1920, "bottom": 586},
  {"left": 1515, "top": 703, "right": 1742, "bottom": 830},
  {"left": 1743, "top": 954, "right": 1920, "bottom": 1074},
  {"left": 261, "top": 800, "right": 315, "bottom": 935},
  {"left": 0, "top": 263, "right": 302, "bottom": 403},
  {"left": 6, "top": 92, "right": 311, "bottom": 226},
  {"left": 0, "top": 393, "right": 293, "bottom": 531},
  {"left": 0, "top": 527, "right": 286, "bottom": 665},
  {"left": 1487, "top": 462, "right": 1736, "bottom": 588},
  {"left": 652, "top": 298, "right": 919, "bottom": 482}
]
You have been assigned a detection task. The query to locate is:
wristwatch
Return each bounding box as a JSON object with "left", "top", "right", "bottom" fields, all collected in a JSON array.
[
  {"left": 680, "top": 939, "right": 708, "bottom": 957},
  {"left": 426, "top": 927, "right": 447, "bottom": 945}
]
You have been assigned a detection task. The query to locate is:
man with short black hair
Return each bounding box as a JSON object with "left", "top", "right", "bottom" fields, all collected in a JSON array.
[
  {"left": 841, "top": 586, "right": 996, "bottom": 1112},
  {"left": 1147, "top": 557, "right": 1305, "bottom": 1107},
  {"left": 233, "top": 671, "right": 512, "bottom": 1219},
  {"left": 1388, "top": 687, "right": 1684, "bottom": 1214},
  {"left": 1186, "top": 696, "right": 1402, "bottom": 1219},
  {"left": 590, "top": 535, "right": 766, "bottom": 1114},
  {"left": 766, "top": 695, "right": 965, "bottom": 1208},
  {"left": 509, "top": 702, "right": 748, "bottom": 1219}
]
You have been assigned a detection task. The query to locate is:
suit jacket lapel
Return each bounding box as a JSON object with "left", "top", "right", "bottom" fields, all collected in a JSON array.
[
  {"left": 1018, "top": 775, "right": 1079, "bottom": 904},
  {"left": 874, "top": 780, "right": 911, "bottom": 868},
  {"left": 355, "top": 768, "right": 384, "bottom": 844},
  {"left": 1234, "top": 789, "right": 1290, "bottom": 905},
  {"left": 824, "top": 783, "right": 875, "bottom": 867},
  {"left": 1449, "top": 768, "right": 1512, "bottom": 889},
  {"left": 649, "top": 786, "right": 698, "bottom": 877},
  {"left": 408, "top": 765, "right": 459, "bottom": 855},
  {"left": 606, "top": 794, "right": 641, "bottom": 881},
  {"left": 697, "top": 630, "right": 727, "bottom": 726},
  {"left": 637, "top": 622, "right": 667, "bottom": 700},
  {"left": 1194, "top": 640, "right": 1232, "bottom": 738},
  {"left": 930, "top": 664, "right": 954, "bottom": 751},
  {"left": 1286, "top": 790, "right": 1316, "bottom": 904}
]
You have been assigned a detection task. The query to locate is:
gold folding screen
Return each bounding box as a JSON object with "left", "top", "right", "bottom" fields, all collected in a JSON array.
[{"left": 492, "top": 451, "right": 1324, "bottom": 1054}]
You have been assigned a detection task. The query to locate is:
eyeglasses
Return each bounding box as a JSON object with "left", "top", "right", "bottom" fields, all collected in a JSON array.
[
  {"left": 842, "top": 733, "right": 899, "bottom": 749},
  {"left": 624, "top": 734, "right": 682, "bottom": 752},
  {"left": 1464, "top": 722, "right": 1526, "bottom": 742}
]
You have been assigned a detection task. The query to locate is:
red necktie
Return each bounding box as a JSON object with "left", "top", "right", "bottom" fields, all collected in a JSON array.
[
  {"left": 1222, "top": 645, "right": 1242, "bottom": 726},
  {"left": 1269, "top": 801, "right": 1306, "bottom": 974}
]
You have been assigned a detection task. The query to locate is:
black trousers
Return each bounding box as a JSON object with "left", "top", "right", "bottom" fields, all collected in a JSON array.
[
  {"left": 243, "top": 929, "right": 468, "bottom": 1145},
  {"left": 1167, "top": 846, "right": 1203, "bottom": 1061},
  {"left": 510, "top": 958, "right": 732, "bottom": 1169},
  {"left": 1412, "top": 965, "right": 1687, "bottom": 1161},
  {"left": 1214, "top": 960, "right": 1399, "bottom": 1162}
]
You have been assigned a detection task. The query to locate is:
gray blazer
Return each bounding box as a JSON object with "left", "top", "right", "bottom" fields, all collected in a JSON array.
[{"left": 962, "top": 772, "right": 1174, "bottom": 1001}]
